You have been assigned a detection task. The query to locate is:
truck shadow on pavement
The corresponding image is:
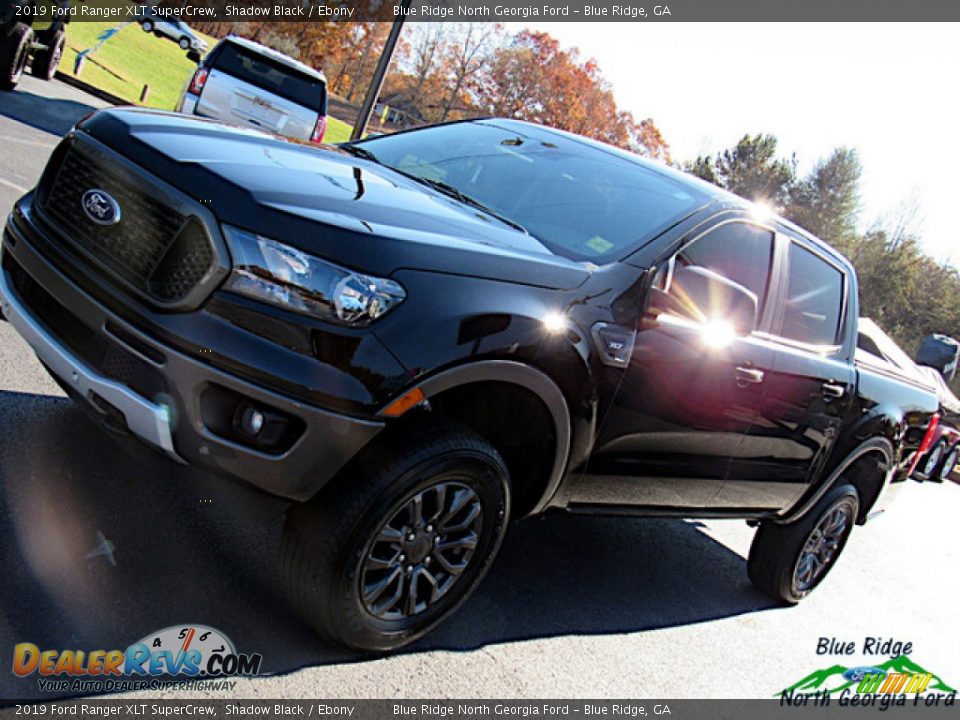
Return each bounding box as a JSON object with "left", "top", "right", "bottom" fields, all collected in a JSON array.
[
  {"left": 0, "top": 90, "right": 99, "bottom": 137},
  {"left": 0, "top": 390, "right": 776, "bottom": 700}
]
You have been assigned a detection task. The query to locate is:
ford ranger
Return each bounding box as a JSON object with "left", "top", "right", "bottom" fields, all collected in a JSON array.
[{"left": 0, "top": 110, "right": 940, "bottom": 651}]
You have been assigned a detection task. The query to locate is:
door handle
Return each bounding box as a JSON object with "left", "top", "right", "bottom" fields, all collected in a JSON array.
[
  {"left": 822, "top": 383, "right": 846, "bottom": 401},
  {"left": 735, "top": 366, "right": 765, "bottom": 387}
]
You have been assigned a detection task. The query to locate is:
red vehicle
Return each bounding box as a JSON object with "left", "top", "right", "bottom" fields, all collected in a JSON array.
[
  {"left": 912, "top": 367, "right": 960, "bottom": 482},
  {"left": 857, "top": 319, "right": 960, "bottom": 482}
]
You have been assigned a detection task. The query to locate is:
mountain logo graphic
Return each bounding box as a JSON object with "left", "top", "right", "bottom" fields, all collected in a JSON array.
[{"left": 780, "top": 655, "right": 956, "bottom": 696}]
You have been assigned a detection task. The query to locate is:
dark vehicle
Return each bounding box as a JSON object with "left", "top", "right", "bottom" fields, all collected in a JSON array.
[
  {"left": 917, "top": 333, "right": 959, "bottom": 382},
  {"left": 0, "top": 111, "right": 940, "bottom": 651},
  {"left": 0, "top": 0, "right": 68, "bottom": 89},
  {"left": 857, "top": 321, "right": 960, "bottom": 482}
]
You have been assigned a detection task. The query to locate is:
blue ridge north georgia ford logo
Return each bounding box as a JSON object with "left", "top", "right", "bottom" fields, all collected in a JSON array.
[{"left": 81, "top": 189, "right": 121, "bottom": 226}]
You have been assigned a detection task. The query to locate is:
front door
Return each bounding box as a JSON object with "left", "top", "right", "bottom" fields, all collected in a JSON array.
[{"left": 571, "top": 220, "right": 779, "bottom": 509}]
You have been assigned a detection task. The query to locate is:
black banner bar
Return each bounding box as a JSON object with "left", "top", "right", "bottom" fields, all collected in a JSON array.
[{"left": 54, "top": 0, "right": 960, "bottom": 23}]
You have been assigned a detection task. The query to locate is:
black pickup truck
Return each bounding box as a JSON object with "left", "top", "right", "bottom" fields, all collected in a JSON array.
[{"left": 0, "top": 110, "right": 939, "bottom": 651}]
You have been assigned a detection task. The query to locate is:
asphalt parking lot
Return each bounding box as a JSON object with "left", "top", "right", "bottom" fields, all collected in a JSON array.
[{"left": 1, "top": 78, "right": 958, "bottom": 701}]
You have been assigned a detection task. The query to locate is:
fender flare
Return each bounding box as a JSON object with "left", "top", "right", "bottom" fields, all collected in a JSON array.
[
  {"left": 398, "top": 360, "right": 572, "bottom": 515},
  {"left": 777, "top": 436, "right": 895, "bottom": 525}
]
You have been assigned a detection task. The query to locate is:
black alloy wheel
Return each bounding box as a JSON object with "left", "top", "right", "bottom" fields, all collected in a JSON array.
[
  {"left": 360, "top": 481, "right": 484, "bottom": 620},
  {"left": 748, "top": 483, "right": 859, "bottom": 604},
  {"left": 282, "top": 418, "right": 511, "bottom": 651},
  {"left": 791, "top": 497, "right": 854, "bottom": 597}
]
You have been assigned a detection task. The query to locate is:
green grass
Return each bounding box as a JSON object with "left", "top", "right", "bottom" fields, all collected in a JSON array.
[
  {"left": 63, "top": 20, "right": 212, "bottom": 110},
  {"left": 324, "top": 116, "right": 352, "bottom": 144}
]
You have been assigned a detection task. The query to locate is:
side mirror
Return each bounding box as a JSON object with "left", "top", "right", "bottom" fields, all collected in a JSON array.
[{"left": 647, "top": 263, "right": 758, "bottom": 337}]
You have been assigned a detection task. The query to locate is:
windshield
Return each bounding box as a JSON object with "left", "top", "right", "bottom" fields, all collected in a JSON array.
[{"left": 354, "top": 121, "right": 708, "bottom": 261}]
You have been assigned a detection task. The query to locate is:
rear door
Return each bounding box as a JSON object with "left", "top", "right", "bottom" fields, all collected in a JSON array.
[
  {"left": 710, "top": 237, "right": 855, "bottom": 510},
  {"left": 197, "top": 42, "right": 326, "bottom": 141}
]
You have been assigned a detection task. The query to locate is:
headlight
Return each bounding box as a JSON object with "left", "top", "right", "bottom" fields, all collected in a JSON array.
[{"left": 222, "top": 226, "right": 405, "bottom": 325}]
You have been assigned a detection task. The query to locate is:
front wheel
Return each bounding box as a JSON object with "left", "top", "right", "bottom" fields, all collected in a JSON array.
[
  {"left": 178, "top": 37, "right": 190, "bottom": 50},
  {"left": 0, "top": 23, "right": 34, "bottom": 91},
  {"left": 281, "top": 419, "right": 511, "bottom": 651},
  {"left": 748, "top": 483, "right": 858, "bottom": 604},
  {"left": 140, "top": 20, "right": 154, "bottom": 33}
]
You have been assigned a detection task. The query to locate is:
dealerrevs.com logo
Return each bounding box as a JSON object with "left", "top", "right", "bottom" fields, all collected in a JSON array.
[{"left": 12, "top": 625, "right": 263, "bottom": 693}]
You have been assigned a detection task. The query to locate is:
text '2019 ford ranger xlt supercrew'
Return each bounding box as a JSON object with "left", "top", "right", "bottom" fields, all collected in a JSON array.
[{"left": 0, "top": 110, "right": 939, "bottom": 651}]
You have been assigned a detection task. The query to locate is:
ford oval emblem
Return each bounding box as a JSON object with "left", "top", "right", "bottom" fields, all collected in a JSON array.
[{"left": 81, "top": 189, "right": 121, "bottom": 226}]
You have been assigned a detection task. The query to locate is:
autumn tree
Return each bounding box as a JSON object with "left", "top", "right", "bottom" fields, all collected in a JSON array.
[
  {"left": 434, "top": 23, "right": 501, "bottom": 121},
  {"left": 476, "top": 30, "right": 669, "bottom": 159}
]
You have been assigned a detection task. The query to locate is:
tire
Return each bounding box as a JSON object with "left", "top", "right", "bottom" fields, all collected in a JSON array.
[
  {"left": 179, "top": 37, "right": 190, "bottom": 50},
  {"left": 141, "top": 20, "right": 154, "bottom": 33},
  {"left": 31, "top": 29, "right": 65, "bottom": 81},
  {"left": 921, "top": 439, "right": 946, "bottom": 478},
  {"left": 281, "top": 418, "right": 511, "bottom": 651},
  {"left": 939, "top": 443, "right": 959, "bottom": 482},
  {"left": 748, "top": 483, "right": 859, "bottom": 604},
  {"left": 0, "top": 22, "right": 34, "bottom": 91}
]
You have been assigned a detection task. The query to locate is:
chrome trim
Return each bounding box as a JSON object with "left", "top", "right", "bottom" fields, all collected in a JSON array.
[{"left": 0, "top": 256, "right": 184, "bottom": 463}]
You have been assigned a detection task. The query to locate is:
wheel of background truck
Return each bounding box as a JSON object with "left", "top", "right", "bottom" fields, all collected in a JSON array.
[
  {"left": 178, "top": 37, "right": 190, "bottom": 50},
  {"left": 747, "top": 483, "right": 858, "bottom": 604},
  {"left": 0, "top": 22, "right": 34, "bottom": 91},
  {"left": 281, "top": 418, "right": 511, "bottom": 651},
  {"left": 141, "top": 20, "right": 154, "bottom": 33},
  {"left": 922, "top": 439, "right": 946, "bottom": 478},
  {"left": 939, "top": 443, "right": 959, "bottom": 482},
  {"left": 31, "top": 29, "right": 65, "bottom": 81}
]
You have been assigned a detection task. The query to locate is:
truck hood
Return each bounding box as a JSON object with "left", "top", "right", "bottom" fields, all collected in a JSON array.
[{"left": 79, "top": 109, "right": 591, "bottom": 291}]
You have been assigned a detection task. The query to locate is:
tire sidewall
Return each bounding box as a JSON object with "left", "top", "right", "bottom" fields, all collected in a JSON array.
[
  {"left": 3, "top": 24, "right": 33, "bottom": 87},
  {"left": 940, "top": 444, "right": 959, "bottom": 481},
  {"left": 46, "top": 32, "right": 64, "bottom": 79},
  {"left": 787, "top": 487, "right": 858, "bottom": 601},
  {"left": 332, "top": 450, "right": 510, "bottom": 650},
  {"left": 923, "top": 440, "right": 945, "bottom": 477}
]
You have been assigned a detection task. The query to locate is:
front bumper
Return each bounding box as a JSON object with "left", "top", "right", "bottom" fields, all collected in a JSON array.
[{"left": 1, "top": 209, "right": 384, "bottom": 501}]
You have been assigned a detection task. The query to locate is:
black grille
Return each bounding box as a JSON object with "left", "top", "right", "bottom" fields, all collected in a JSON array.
[{"left": 37, "top": 144, "right": 216, "bottom": 305}]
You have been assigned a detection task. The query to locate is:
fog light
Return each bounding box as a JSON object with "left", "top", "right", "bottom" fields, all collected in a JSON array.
[{"left": 238, "top": 405, "right": 265, "bottom": 436}]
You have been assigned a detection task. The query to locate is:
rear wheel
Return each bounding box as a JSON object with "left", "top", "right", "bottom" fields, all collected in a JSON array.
[
  {"left": 922, "top": 440, "right": 946, "bottom": 478},
  {"left": 31, "top": 29, "right": 65, "bottom": 81},
  {"left": 140, "top": 20, "right": 154, "bottom": 33},
  {"left": 0, "top": 23, "right": 34, "bottom": 91},
  {"left": 748, "top": 483, "right": 859, "bottom": 604},
  {"left": 281, "top": 419, "right": 511, "bottom": 651},
  {"left": 939, "top": 444, "right": 959, "bottom": 482}
]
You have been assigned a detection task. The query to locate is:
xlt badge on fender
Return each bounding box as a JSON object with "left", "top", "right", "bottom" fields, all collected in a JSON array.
[{"left": 81, "top": 189, "right": 121, "bottom": 226}]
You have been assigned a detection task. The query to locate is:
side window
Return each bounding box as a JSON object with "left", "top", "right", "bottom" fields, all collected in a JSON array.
[
  {"left": 674, "top": 222, "right": 775, "bottom": 325},
  {"left": 780, "top": 243, "right": 845, "bottom": 346}
]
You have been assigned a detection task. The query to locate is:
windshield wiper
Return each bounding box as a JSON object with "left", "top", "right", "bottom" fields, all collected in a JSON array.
[
  {"left": 413, "top": 176, "right": 531, "bottom": 235},
  {"left": 339, "top": 145, "right": 530, "bottom": 235},
  {"left": 338, "top": 144, "right": 380, "bottom": 163}
]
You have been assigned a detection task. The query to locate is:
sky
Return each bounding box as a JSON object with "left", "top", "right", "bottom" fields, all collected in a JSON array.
[{"left": 523, "top": 22, "right": 958, "bottom": 265}]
